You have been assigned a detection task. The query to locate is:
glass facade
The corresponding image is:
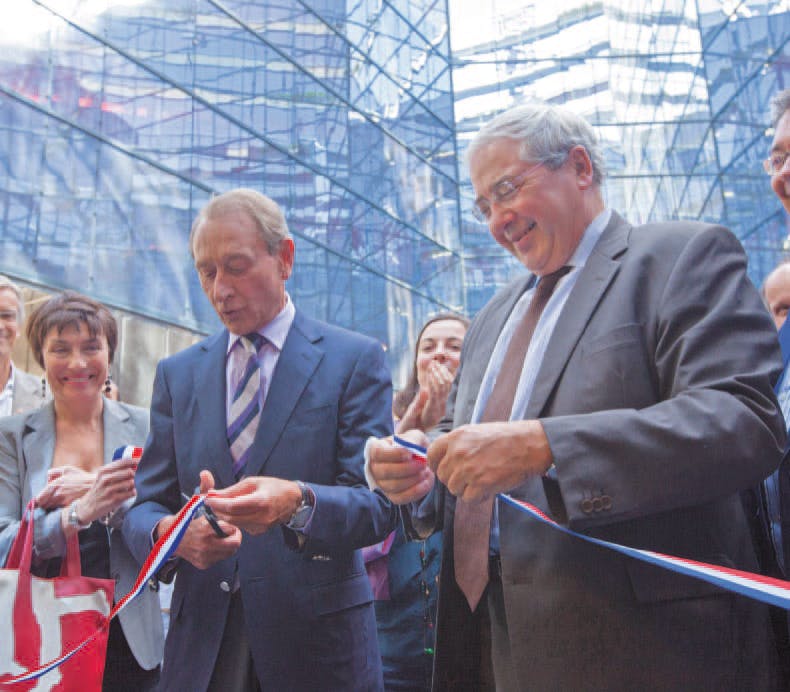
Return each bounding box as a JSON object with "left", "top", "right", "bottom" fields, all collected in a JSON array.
[
  {"left": 451, "top": 0, "right": 790, "bottom": 312},
  {"left": 0, "top": 0, "right": 461, "bottom": 381},
  {"left": 1, "top": 0, "right": 789, "bottom": 376}
]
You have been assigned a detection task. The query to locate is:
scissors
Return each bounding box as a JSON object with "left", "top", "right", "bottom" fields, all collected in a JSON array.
[{"left": 182, "top": 488, "right": 228, "bottom": 538}]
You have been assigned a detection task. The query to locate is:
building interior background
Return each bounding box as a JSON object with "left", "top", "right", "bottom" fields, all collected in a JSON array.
[{"left": 0, "top": 0, "right": 788, "bottom": 402}]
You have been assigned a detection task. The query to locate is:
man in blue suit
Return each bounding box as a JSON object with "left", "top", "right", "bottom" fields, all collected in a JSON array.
[{"left": 123, "top": 188, "right": 397, "bottom": 691}]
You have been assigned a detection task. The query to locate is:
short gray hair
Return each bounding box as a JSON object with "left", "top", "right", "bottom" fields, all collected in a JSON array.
[
  {"left": 771, "top": 89, "right": 790, "bottom": 128},
  {"left": 190, "top": 188, "right": 291, "bottom": 256},
  {"left": 0, "top": 275, "right": 24, "bottom": 322},
  {"left": 467, "top": 102, "right": 606, "bottom": 185}
]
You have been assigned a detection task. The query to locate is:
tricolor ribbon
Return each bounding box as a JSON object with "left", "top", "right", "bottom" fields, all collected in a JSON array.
[
  {"left": 392, "top": 435, "right": 790, "bottom": 610},
  {"left": 1, "top": 446, "right": 209, "bottom": 686}
]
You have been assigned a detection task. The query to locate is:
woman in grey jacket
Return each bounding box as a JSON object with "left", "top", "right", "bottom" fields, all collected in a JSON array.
[{"left": 0, "top": 291, "right": 163, "bottom": 690}]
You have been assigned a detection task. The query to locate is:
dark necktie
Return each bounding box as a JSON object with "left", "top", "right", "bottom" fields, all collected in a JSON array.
[
  {"left": 227, "top": 333, "right": 265, "bottom": 480},
  {"left": 454, "top": 266, "right": 571, "bottom": 611}
]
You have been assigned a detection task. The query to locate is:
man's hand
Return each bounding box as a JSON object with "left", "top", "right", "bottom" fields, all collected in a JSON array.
[
  {"left": 37, "top": 466, "right": 96, "bottom": 509},
  {"left": 426, "top": 420, "right": 553, "bottom": 501},
  {"left": 156, "top": 513, "right": 242, "bottom": 570},
  {"left": 206, "top": 477, "right": 304, "bottom": 535},
  {"left": 154, "top": 471, "right": 241, "bottom": 570},
  {"left": 369, "top": 430, "right": 435, "bottom": 505}
]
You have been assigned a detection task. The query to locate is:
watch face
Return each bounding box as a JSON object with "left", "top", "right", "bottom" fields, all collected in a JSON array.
[{"left": 290, "top": 503, "right": 313, "bottom": 529}]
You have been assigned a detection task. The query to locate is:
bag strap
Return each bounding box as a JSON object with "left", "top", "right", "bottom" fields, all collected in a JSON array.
[
  {"left": 4, "top": 498, "right": 83, "bottom": 577},
  {"left": 60, "top": 532, "right": 82, "bottom": 577},
  {"left": 4, "top": 499, "right": 36, "bottom": 571}
]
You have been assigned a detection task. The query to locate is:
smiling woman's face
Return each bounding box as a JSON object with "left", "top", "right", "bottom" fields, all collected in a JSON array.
[{"left": 42, "top": 321, "right": 109, "bottom": 405}]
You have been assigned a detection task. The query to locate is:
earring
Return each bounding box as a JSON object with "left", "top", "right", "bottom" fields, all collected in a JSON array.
[
  {"left": 40, "top": 377, "right": 46, "bottom": 398},
  {"left": 104, "top": 376, "right": 112, "bottom": 395}
]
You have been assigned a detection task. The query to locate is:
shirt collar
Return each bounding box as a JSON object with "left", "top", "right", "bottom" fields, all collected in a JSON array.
[
  {"left": 226, "top": 293, "right": 295, "bottom": 354},
  {"left": 1, "top": 362, "right": 16, "bottom": 397},
  {"left": 565, "top": 207, "right": 612, "bottom": 269}
]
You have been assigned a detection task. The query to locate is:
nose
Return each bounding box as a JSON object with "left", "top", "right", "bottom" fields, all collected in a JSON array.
[
  {"left": 211, "top": 271, "right": 233, "bottom": 302},
  {"left": 488, "top": 203, "right": 516, "bottom": 239}
]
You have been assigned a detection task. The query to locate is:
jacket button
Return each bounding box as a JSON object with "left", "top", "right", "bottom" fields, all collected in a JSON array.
[
  {"left": 219, "top": 580, "right": 231, "bottom": 593},
  {"left": 581, "top": 498, "right": 593, "bottom": 514}
]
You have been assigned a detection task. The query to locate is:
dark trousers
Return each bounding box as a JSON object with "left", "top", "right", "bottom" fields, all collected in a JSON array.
[
  {"left": 206, "top": 590, "right": 261, "bottom": 692},
  {"left": 480, "top": 562, "right": 519, "bottom": 692}
]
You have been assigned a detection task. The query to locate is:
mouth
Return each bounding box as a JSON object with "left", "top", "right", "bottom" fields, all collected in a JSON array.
[
  {"left": 65, "top": 376, "right": 93, "bottom": 384},
  {"left": 507, "top": 221, "right": 537, "bottom": 244}
]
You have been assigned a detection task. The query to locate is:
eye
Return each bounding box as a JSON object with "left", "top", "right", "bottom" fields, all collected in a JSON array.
[
  {"left": 474, "top": 202, "right": 491, "bottom": 220},
  {"left": 493, "top": 179, "right": 518, "bottom": 201},
  {"left": 771, "top": 152, "right": 789, "bottom": 172}
]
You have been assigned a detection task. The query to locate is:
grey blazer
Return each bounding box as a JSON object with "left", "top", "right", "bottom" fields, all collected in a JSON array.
[
  {"left": 11, "top": 367, "right": 48, "bottom": 415},
  {"left": 0, "top": 399, "right": 164, "bottom": 670},
  {"left": 429, "top": 212, "right": 786, "bottom": 690}
]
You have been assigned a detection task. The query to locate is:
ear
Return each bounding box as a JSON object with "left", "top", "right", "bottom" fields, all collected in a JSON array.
[
  {"left": 569, "top": 145, "right": 595, "bottom": 190},
  {"left": 278, "top": 238, "right": 295, "bottom": 281}
]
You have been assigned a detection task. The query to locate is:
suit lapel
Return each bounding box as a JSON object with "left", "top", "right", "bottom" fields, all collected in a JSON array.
[
  {"left": 525, "top": 211, "right": 630, "bottom": 419},
  {"left": 192, "top": 331, "right": 238, "bottom": 488},
  {"left": 102, "top": 399, "right": 134, "bottom": 463},
  {"left": 244, "top": 312, "right": 322, "bottom": 478},
  {"left": 21, "top": 403, "right": 56, "bottom": 483}
]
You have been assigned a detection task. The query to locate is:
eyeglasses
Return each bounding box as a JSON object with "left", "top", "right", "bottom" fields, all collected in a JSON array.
[
  {"left": 471, "top": 161, "right": 545, "bottom": 223},
  {"left": 764, "top": 151, "right": 790, "bottom": 176}
]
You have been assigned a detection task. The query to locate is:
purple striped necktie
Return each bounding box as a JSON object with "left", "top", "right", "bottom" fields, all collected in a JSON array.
[{"left": 227, "top": 333, "right": 265, "bottom": 479}]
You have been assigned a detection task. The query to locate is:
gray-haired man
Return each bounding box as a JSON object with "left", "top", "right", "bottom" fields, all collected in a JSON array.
[
  {"left": 368, "top": 102, "right": 785, "bottom": 690},
  {"left": 0, "top": 275, "right": 47, "bottom": 416}
]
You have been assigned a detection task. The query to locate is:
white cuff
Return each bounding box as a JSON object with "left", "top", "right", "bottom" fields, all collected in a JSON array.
[{"left": 363, "top": 436, "right": 381, "bottom": 492}]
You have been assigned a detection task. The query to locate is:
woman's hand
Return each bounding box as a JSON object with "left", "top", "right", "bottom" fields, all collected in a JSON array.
[
  {"left": 396, "top": 361, "right": 455, "bottom": 433},
  {"left": 37, "top": 466, "right": 97, "bottom": 509},
  {"left": 69, "top": 457, "right": 138, "bottom": 524},
  {"left": 419, "top": 361, "right": 455, "bottom": 429}
]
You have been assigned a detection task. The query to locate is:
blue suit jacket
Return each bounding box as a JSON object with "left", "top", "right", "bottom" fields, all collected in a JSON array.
[{"left": 123, "top": 310, "right": 396, "bottom": 691}]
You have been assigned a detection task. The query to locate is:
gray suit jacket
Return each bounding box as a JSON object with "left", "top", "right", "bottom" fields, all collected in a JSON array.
[
  {"left": 0, "top": 399, "right": 164, "bottom": 670},
  {"left": 430, "top": 212, "right": 786, "bottom": 690},
  {"left": 11, "top": 367, "right": 47, "bottom": 415}
]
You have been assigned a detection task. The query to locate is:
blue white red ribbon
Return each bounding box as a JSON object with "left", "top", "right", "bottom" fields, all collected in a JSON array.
[
  {"left": 112, "top": 445, "right": 143, "bottom": 465},
  {"left": 1, "top": 446, "right": 208, "bottom": 686},
  {"left": 392, "top": 435, "right": 790, "bottom": 610}
]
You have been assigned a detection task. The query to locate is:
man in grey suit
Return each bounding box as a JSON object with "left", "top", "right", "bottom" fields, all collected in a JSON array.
[
  {"left": 0, "top": 275, "right": 47, "bottom": 416},
  {"left": 368, "top": 102, "right": 786, "bottom": 690}
]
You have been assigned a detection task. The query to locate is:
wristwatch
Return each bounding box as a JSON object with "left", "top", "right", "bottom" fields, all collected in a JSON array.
[
  {"left": 68, "top": 501, "right": 91, "bottom": 530},
  {"left": 286, "top": 481, "right": 315, "bottom": 530}
]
